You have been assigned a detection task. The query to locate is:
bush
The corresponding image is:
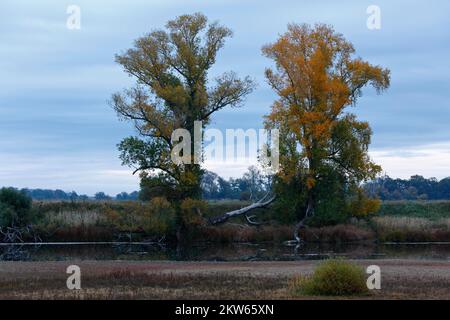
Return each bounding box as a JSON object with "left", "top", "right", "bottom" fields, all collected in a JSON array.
[
  {"left": 0, "top": 188, "right": 33, "bottom": 227},
  {"left": 239, "top": 191, "right": 251, "bottom": 201},
  {"left": 290, "top": 259, "right": 368, "bottom": 296},
  {"left": 179, "top": 198, "right": 206, "bottom": 229},
  {"left": 348, "top": 189, "right": 381, "bottom": 218}
]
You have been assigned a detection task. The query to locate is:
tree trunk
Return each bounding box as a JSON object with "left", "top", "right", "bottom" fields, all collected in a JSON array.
[{"left": 293, "top": 189, "right": 315, "bottom": 242}]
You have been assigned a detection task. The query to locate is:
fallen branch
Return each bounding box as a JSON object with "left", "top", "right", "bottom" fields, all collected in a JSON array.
[
  {"left": 244, "top": 214, "right": 265, "bottom": 226},
  {"left": 208, "top": 194, "right": 276, "bottom": 225}
]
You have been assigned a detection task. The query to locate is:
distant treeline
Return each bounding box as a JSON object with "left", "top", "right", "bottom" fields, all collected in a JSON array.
[
  {"left": 19, "top": 188, "right": 139, "bottom": 201},
  {"left": 364, "top": 175, "right": 450, "bottom": 200},
  {"left": 8, "top": 166, "right": 269, "bottom": 202},
  {"left": 10, "top": 173, "right": 450, "bottom": 202}
]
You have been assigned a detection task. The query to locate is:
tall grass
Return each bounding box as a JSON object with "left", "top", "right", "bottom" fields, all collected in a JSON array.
[
  {"left": 26, "top": 200, "right": 450, "bottom": 243},
  {"left": 373, "top": 216, "right": 450, "bottom": 242},
  {"left": 34, "top": 202, "right": 118, "bottom": 242},
  {"left": 41, "top": 210, "right": 107, "bottom": 227}
]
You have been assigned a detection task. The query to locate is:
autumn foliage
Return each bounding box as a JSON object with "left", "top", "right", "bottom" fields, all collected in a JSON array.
[
  {"left": 112, "top": 13, "right": 254, "bottom": 202},
  {"left": 263, "top": 23, "right": 390, "bottom": 227}
]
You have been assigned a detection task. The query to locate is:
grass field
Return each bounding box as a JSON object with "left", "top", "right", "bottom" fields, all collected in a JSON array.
[
  {"left": 0, "top": 259, "right": 448, "bottom": 299},
  {"left": 378, "top": 200, "right": 450, "bottom": 220}
]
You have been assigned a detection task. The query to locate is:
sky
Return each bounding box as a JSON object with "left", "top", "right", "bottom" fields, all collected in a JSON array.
[{"left": 0, "top": 0, "right": 449, "bottom": 195}]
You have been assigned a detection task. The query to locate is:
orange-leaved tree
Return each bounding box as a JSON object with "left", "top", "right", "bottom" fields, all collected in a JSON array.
[{"left": 263, "top": 24, "right": 390, "bottom": 241}]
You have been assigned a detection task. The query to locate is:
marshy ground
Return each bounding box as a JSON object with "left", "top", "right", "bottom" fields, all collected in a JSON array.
[{"left": 0, "top": 259, "right": 448, "bottom": 299}]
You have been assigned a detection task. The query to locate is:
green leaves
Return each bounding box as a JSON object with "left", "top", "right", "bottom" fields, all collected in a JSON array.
[
  {"left": 111, "top": 13, "right": 254, "bottom": 203},
  {"left": 264, "top": 23, "right": 389, "bottom": 225},
  {"left": 118, "top": 137, "right": 167, "bottom": 171},
  {"left": 0, "top": 188, "right": 33, "bottom": 228}
]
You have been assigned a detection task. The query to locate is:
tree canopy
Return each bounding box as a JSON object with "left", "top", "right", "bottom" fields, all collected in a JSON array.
[
  {"left": 112, "top": 13, "right": 255, "bottom": 201},
  {"left": 263, "top": 24, "right": 390, "bottom": 236},
  {"left": 0, "top": 188, "right": 33, "bottom": 228}
]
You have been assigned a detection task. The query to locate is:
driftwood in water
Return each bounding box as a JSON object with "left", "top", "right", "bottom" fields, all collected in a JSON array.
[
  {"left": 208, "top": 193, "right": 276, "bottom": 225},
  {"left": 0, "top": 225, "right": 42, "bottom": 243}
]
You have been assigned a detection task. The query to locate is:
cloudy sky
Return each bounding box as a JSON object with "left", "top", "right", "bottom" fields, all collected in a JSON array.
[{"left": 1, "top": 0, "right": 449, "bottom": 195}]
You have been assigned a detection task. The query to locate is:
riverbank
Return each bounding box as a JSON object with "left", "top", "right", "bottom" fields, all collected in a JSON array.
[
  {"left": 23, "top": 200, "right": 450, "bottom": 243},
  {"left": 0, "top": 259, "right": 448, "bottom": 299}
]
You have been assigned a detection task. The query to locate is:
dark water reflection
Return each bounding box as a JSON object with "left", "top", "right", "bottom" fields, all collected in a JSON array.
[{"left": 0, "top": 242, "right": 449, "bottom": 261}]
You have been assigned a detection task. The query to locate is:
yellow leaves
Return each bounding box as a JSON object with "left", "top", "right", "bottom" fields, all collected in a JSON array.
[
  {"left": 349, "top": 189, "right": 381, "bottom": 218},
  {"left": 192, "top": 84, "right": 208, "bottom": 109},
  {"left": 154, "top": 83, "right": 188, "bottom": 109},
  {"left": 180, "top": 169, "right": 199, "bottom": 186},
  {"left": 180, "top": 198, "right": 206, "bottom": 228},
  {"left": 263, "top": 24, "right": 355, "bottom": 143},
  {"left": 346, "top": 58, "right": 390, "bottom": 95},
  {"left": 140, "top": 104, "right": 175, "bottom": 139},
  {"left": 150, "top": 196, "right": 172, "bottom": 211},
  {"left": 263, "top": 23, "right": 390, "bottom": 186},
  {"left": 306, "top": 177, "right": 316, "bottom": 190},
  {"left": 311, "top": 121, "right": 331, "bottom": 140}
]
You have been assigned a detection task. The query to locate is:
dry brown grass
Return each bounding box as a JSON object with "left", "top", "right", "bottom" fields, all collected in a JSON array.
[
  {"left": 42, "top": 210, "right": 107, "bottom": 227},
  {"left": 0, "top": 270, "right": 288, "bottom": 300},
  {"left": 0, "top": 259, "right": 448, "bottom": 300},
  {"left": 196, "top": 223, "right": 375, "bottom": 244},
  {"left": 373, "top": 216, "right": 450, "bottom": 242},
  {"left": 300, "top": 224, "right": 375, "bottom": 242},
  {"left": 196, "top": 224, "right": 294, "bottom": 243}
]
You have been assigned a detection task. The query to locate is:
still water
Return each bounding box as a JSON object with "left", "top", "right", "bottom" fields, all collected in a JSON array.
[{"left": 1, "top": 242, "right": 449, "bottom": 261}]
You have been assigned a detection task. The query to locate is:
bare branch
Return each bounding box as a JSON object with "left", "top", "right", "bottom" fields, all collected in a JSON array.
[{"left": 209, "top": 193, "right": 275, "bottom": 225}]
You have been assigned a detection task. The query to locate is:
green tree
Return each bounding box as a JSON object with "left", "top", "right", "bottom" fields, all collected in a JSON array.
[
  {"left": 0, "top": 188, "right": 33, "bottom": 228},
  {"left": 94, "top": 192, "right": 111, "bottom": 201},
  {"left": 112, "top": 13, "right": 255, "bottom": 202},
  {"left": 241, "top": 166, "right": 269, "bottom": 200}
]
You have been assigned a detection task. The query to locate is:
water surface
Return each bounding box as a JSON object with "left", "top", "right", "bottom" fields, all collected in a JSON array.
[{"left": 1, "top": 242, "right": 449, "bottom": 261}]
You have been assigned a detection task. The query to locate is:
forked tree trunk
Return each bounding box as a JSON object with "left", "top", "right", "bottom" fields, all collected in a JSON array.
[{"left": 293, "top": 192, "right": 315, "bottom": 243}]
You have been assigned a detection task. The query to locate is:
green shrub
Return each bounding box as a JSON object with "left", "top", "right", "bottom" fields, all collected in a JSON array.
[
  {"left": 0, "top": 187, "right": 33, "bottom": 227},
  {"left": 180, "top": 198, "right": 206, "bottom": 229},
  {"left": 290, "top": 259, "right": 368, "bottom": 296},
  {"left": 239, "top": 191, "right": 251, "bottom": 201}
]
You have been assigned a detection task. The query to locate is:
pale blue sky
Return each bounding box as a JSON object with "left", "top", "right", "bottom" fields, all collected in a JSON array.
[{"left": 1, "top": 0, "right": 449, "bottom": 195}]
